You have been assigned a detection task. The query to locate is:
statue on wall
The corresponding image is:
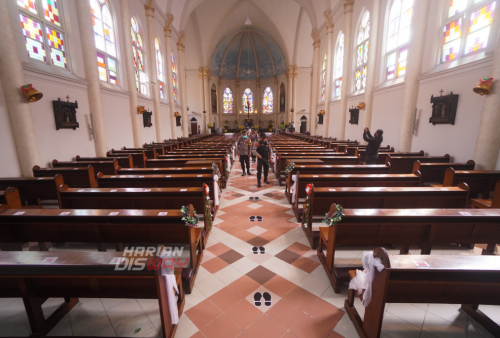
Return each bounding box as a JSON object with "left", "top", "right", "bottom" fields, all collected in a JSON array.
[
  {"left": 211, "top": 84, "right": 217, "bottom": 113},
  {"left": 280, "top": 82, "right": 285, "bottom": 112}
]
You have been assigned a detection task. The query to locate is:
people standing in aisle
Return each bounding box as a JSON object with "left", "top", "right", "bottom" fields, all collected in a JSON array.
[
  {"left": 237, "top": 130, "right": 252, "bottom": 176},
  {"left": 252, "top": 133, "right": 272, "bottom": 187},
  {"left": 363, "top": 127, "right": 384, "bottom": 164},
  {"left": 249, "top": 130, "right": 258, "bottom": 163}
]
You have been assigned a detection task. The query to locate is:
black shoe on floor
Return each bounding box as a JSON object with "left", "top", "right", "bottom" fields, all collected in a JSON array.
[
  {"left": 257, "top": 180, "right": 261, "bottom": 187},
  {"left": 264, "top": 179, "right": 270, "bottom": 184},
  {"left": 247, "top": 170, "right": 252, "bottom": 175},
  {"left": 241, "top": 172, "right": 246, "bottom": 176}
]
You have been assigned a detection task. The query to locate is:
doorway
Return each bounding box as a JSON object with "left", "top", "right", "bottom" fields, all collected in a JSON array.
[
  {"left": 191, "top": 117, "right": 198, "bottom": 135},
  {"left": 300, "top": 116, "right": 307, "bottom": 133}
]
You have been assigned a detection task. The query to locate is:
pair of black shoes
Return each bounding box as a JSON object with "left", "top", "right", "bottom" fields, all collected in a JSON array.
[
  {"left": 249, "top": 216, "right": 263, "bottom": 222},
  {"left": 252, "top": 246, "right": 265, "bottom": 254},
  {"left": 254, "top": 292, "right": 271, "bottom": 306},
  {"left": 257, "top": 179, "right": 269, "bottom": 188},
  {"left": 241, "top": 170, "right": 252, "bottom": 176}
]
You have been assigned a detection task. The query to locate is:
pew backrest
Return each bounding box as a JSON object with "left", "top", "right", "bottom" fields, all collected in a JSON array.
[{"left": 33, "top": 165, "right": 97, "bottom": 188}]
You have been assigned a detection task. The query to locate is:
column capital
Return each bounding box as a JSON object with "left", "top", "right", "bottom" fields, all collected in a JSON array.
[
  {"left": 274, "top": 75, "right": 278, "bottom": 85},
  {"left": 164, "top": 27, "right": 172, "bottom": 38},
  {"left": 207, "top": 68, "right": 212, "bottom": 81},
  {"left": 218, "top": 77, "right": 222, "bottom": 86},
  {"left": 199, "top": 67, "right": 204, "bottom": 79},
  {"left": 344, "top": 0, "right": 354, "bottom": 14},
  {"left": 312, "top": 29, "right": 321, "bottom": 49},
  {"left": 236, "top": 78, "right": 240, "bottom": 87},
  {"left": 256, "top": 78, "right": 260, "bottom": 87},
  {"left": 144, "top": 5, "right": 155, "bottom": 17},
  {"left": 293, "top": 65, "right": 298, "bottom": 78},
  {"left": 324, "top": 11, "right": 334, "bottom": 33},
  {"left": 177, "top": 42, "right": 185, "bottom": 51}
]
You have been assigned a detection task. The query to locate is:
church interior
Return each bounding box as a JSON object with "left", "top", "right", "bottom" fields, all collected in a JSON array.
[{"left": 1, "top": 0, "right": 500, "bottom": 337}]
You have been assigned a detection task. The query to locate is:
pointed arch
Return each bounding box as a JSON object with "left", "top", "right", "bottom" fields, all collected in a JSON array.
[
  {"left": 333, "top": 31, "right": 344, "bottom": 99},
  {"left": 223, "top": 87, "right": 233, "bottom": 114},
  {"left": 263, "top": 87, "right": 273, "bottom": 114},
  {"left": 354, "top": 10, "right": 370, "bottom": 93},
  {"left": 242, "top": 88, "right": 254, "bottom": 114}
]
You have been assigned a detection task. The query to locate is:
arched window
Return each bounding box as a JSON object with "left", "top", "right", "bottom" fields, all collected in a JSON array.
[
  {"left": 263, "top": 87, "right": 273, "bottom": 114},
  {"left": 131, "top": 17, "right": 147, "bottom": 94},
  {"left": 171, "top": 53, "right": 178, "bottom": 104},
  {"left": 385, "top": 0, "right": 413, "bottom": 80},
  {"left": 354, "top": 11, "right": 370, "bottom": 92},
  {"left": 155, "top": 38, "right": 164, "bottom": 100},
  {"left": 223, "top": 87, "right": 233, "bottom": 114},
  {"left": 320, "top": 51, "right": 327, "bottom": 102},
  {"left": 242, "top": 88, "right": 254, "bottom": 114},
  {"left": 441, "top": 0, "right": 497, "bottom": 63},
  {"left": 17, "top": 0, "right": 70, "bottom": 70},
  {"left": 90, "top": 0, "right": 117, "bottom": 84},
  {"left": 334, "top": 32, "right": 344, "bottom": 98}
]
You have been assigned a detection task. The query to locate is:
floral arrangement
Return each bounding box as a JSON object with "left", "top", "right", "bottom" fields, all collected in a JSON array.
[
  {"left": 239, "top": 126, "right": 244, "bottom": 130},
  {"left": 224, "top": 129, "right": 228, "bottom": 133},
  {"left": 285, "top": 162, "right": 295, "bottom": 174},
  {"left": 319, "top": 110, "right": 325, "bottom": 115},
  {"left": 181, "top": 205, "right": 199, "bottom": 228},
  {"left": 254, "top": 125, "right": 259, "bottom": 129},
  {"left": 269, "top": 128, "right": 273, "bottom": 131},
  {"left": 322, "top": 204, "right": 345, "bottom": 226},
  {"left": 174, "top": 112, "right": 181, "bottom": 117},
  {"left": 305, "top": 184, "right": 313, "bottom": 195},
  {"left": 204, "top": 183, "right": 210, "bottom": 199},
  {"left": 207, "top": 123, "right": 213, "bottom": 128}
]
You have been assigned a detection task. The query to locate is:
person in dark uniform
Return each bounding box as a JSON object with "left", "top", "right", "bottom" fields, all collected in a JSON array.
[
  {"left": 252, "top": 133, "right": 272, "bottom": 187},
  {"left": 237, "top": 130, "right": 252, "bottom": 176},
  {"left": 249, "top": 130, "right": 258, "bottom": 163},
  {"left": 363, "top": 127, "right": 384, "bottom": 164}
]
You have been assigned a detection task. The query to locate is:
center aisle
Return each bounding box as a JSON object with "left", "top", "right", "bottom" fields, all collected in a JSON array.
[{"left": 176, "top": 159, "right": 351, "bottom": 338}]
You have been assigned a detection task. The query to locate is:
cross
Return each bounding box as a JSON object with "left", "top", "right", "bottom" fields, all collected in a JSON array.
[
  {"left": 66, "top": 95, "right": 70, "bottom": 102},
  {"left": 439, "top": 89, "right": 444, "bottom": 96}
]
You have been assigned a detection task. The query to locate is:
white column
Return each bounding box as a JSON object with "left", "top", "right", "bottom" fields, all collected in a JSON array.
[
  {"left": 286, "top": 66, "right": 293, "bottom": 124},
  {"left": 292, "top": 65, "right": 298, "bottom": 127},
  {"left": 256, "top": 78, "right": 261, "bottom": 127},
  {"left": 473, "top": 36, "right": 500, "bottom": 169},
  {"left": 274, "top": 76, "right": 279, "bottom": 131},
  {"left": 198, "top": 67, "right": 205, "bottom": 133},
  {"left": 362, "top": 0, "right": 381, "bottom": 134},
  {"left": 398, "top": 0, "right": 430, "bottom": 151},
  {"left": 177, "top": 32, "right": 188, "bottom": 137},
  {"left": 145, "top": 5, "right": 162, "bottom": 142},
  {"left": 75, "top": 0, "right": 108, "bottom": 156},
  {"left": 0, "top": 1, "right": 41, "bottom": 176},
  {"left": 204, "top": 68, "right": 211, "bottom": 133},
  {"left": 164, "top": 17, "right": 176, "bottom": 139},
  {"left": 323, "top": 15, "right": 334, "bottom": 137},
  {"left": 339, "top": 0, "right": 354, "bottom": 140},
  {"left": 310, "top": 31, "right": 321, "bottom": 136},
  {"left": 235, "top": 78, "right": 241, "bottom": 117},
  {"left": 121, "top": 0, "right": 141, "bottom": 147},
  {"left": 218, "top": 77, "right": 223, "bottom": 131}
]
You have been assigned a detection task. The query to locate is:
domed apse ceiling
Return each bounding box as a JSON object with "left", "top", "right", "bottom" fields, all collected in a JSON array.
[{"left": 210, "top": 26, "right": 287, "bottom": 80}]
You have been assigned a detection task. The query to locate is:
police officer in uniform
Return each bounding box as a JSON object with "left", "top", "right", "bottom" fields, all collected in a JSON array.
[
  {"left": 249, "top": 130, "right": 258, "bottom": 163},
  {"left": 252, "top": 133, "right": 272, "bottom": 187},
  {"left": 237, "top": 130, "right": 252, "bottom": 176}
]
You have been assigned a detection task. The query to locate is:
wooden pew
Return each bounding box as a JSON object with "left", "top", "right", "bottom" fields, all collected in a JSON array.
[
  {"left": 386, "top": 154, "right": 451, "bottom": 174},
  {"left": 33, "top": 165, "right": 97, "bottom": 188},
  {"left": 355, "top": 148, "right": 403, "bottom": 163},
  {"left": 413, "top": 160, "right": 475, "bottom": 184},
  {"left": 116, "top": 147, "right": 160, "bottom": 158},
  {"left": 0, "top": 207, "right": 202, "bottom": 294},
  {"left": 291, "top": 171, "right": 423, "bottom": 220},
  {"left": 439, "top": 169, "right": 500, "bottom": 199},
  {"left": 52, "top": 159, "right": 118, "bottom": 176},
  {"left": 345, "top": 249, "right": 500, "bottom": 338},
  {"left": 116, "top": 166, "right": 214, "bottom": 176},
  {"left": 76, "top": 154, "right": 133, "bottom": 169},
  {"left": 0, "top": 175, "right": 64, "bottom": 206},
  {"left": 346, "top": 145, "right": 393, "bottom": 156},
  {"left": 318, "top": 205, "right": 500, "bottom": 293},
  {"left": 0, "top": 250, "right": 184, "bottom": 337},
  {"left": 145, "top": 158, "right": 228, "bottom": 185},
  {"left": 0, "top": 187, "right": 22, "bottom": 209},
  {"left": 472, "top": 180, "right": 500, "bottom": 209},
  {"left": 107, "top": 151, "right": 148, "bottom": 167},
  {"left": 123, "top": 146, "right": 165, "bottom": 155},
  {"left": 304, "top": 184, "right": 470, "bottom": 249}
]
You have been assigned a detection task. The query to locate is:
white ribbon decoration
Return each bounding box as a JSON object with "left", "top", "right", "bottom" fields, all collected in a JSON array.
[
  {"left": 226, "top": 156, "right": 231, "bottom": 172},
  {"left": 213, "top": 174, "right": 220, "bottom": 206},
  {"left": 159, "top": 268, "right": 180, "bottom": 325},
  {"left": 348, "top": 249, "right": 387, "bottom": 307},
  {"left": 272, "top": 153, "right": 277, "bottom": 172},
  {"left": 291, "top": 175, "right": 297, "bottom": 203}
]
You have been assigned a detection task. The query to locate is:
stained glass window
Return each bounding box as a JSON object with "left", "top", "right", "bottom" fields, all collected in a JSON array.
[
  {"left": 320, "top": 52, "right": 327, "bottom": 102},
  {"left": 354, "top": 11, "right": 370, "bottom": 92},
  {"left": 132, "top": 17, "right": 147, "bottom": 94},
  {"left": 334, "top": 32, "right": 344, "bottom": 98},
  {"left": 223, "top": 87, "right": 233, "bottom": 114},
  {"left": 385, "top": 0, "right": 413, "bottom": 80},
  {"left": 242, "top": 88, "right": 254, "bottom": 114},
  {"left": 18, "top": 0, "right": 70, "bottom": 69},
  {"left": 263, "top": 87, "right": 273, "bottom": 114},
  {"left": 171, "top": 53, "right": 178, "bottom": 104},
  {"left": 442, "top": 0, "right": 496, "bottom": 63},
  {"left": 155, "top": 38, "right": 165, "bottom": 100},
  {"left": 90, "top": 0, "right": 117, "bottom": 84}
]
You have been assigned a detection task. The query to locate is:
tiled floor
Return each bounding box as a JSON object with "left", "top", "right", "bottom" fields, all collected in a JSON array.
[{"left": 1, "top": 160, "right": 499, "bottom": 337}]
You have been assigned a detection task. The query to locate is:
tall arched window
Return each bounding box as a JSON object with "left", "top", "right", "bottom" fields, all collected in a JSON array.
[
  {"left": 155, "top": 38, "right": 164, "bottom": 100},
  {"left": 385, "top": 0, "right": 413, "bottom": 80},
  {"left": 320, "top": 51, "right": 327, "bottom": 102},
  {"left": 354, "top": 11, "right": 370, "bottom": 92},
  {"left": 171, "top": 53, "right": 178, "bottom": 104},
  {"left": 263, "top": 87, "right": 273, "bottom": 114},
  {"left": 334, "top": 32, "right": 344, "bottom": 98},
  {"left": 223, "top": 87, "right": 233, "bottom": 114},
  {"left": 131, "top": 17, "right": 147, "bottom": 94},
  {"left": 90, "top": 0, "right": 117, "bottom": 84},
  {"left": 242, "top": 88, "right": 254, "bottom": 114},
  {"left": 441, "top": 0, "right": 497, "bottom": 63},
  {"left": 17, "top": 0, "right": 70, "bottom": 70}
]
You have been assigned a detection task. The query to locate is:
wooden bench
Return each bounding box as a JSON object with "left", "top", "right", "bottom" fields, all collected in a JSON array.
[
  {"left": 303, "top": 184, "right": 469, "bottom": 249},
  {"left": 291, "top": 171, "right": 423, "bottom": 219},
  {"left": 0, "top": 175, "right": 64, "bottom": 206},
  {"left": 52, "top": 159, "right": 118, "bottom": 176},
  {"left": 345, "top": 249, "right": 500, "bottom": 338},
  {"left": 33, "top": 165, "right": 97, "bottom": 188},
  {"left": 438, "top": 168, "right": 500, "bottom": 199},
  {"left": 472, "top": 180, "right": 500, "bottom": 209},
  {"left": 0, "top": 187, "right": 22, "bottom": 209},
  {"left": 355, "top": 148, "right": 403, "bottom": 163},
  {"left": 106, "top": 151, "right": 146, "bottom": 167},
  {"left": 123, "top": 146, "right": 165, "bottom": 156},
  {"left": 386, "top": 154, "right": 451, "bottom": 173},
  {"left": 116, "top": 166, "right": 214, "bottom": 176},
  {"left": 318, "top": 205, "right": 500, "bottom": 293},
  {"left": 76, "top": 154, "right": 133, "bottom": 169},
  {"left": 0, "top": 250, "right": 184, "bottom": 337},
  {"left": 346, "top": 145, "right": 393, "bottom": 156},
  {"left": 0, "top": 207, "right": 202, "bottom": 294},
  {"left": 413, "top": 160, "right": 475, "bottom": 184}
]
